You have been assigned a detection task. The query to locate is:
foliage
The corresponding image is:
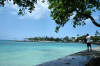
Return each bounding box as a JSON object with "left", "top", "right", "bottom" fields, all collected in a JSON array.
[
  {"left": 27, "top": 36, "right": 63, "bottom": 42},
  {"left": 0, "top": 0, "right": 100, "bottom": 32},
  {"left": 75, "top": 35, "right": 86, "bottom": 42},
  {"left": 0, "top": 0, "right": 37, "bottom": 15},
  {"left": 63, "top": 36, "right": 70, "bottom": 42},
  {"left": 26, "top": 35, "right": 100, "bottom": 43},
  {"left": 91, "top": 36, "right": 100, "bottom": 42},
  {"left": 76, "top": 35, "right": 100, "bottom": 43},
  {"left": 48, "top": 0, "right": 100, "bottom": 32},
  {"left": 95, "top": 30, "right": 100, "bottom": 36}
]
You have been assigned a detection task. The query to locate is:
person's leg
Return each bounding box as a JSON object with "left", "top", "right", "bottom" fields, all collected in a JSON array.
[
  {"left": 88, "top": 43, "right": 92, "bottom": 51},
  {"left": 90, "top": 43, "right": 92, "bottom": 51},
  {"left": 87, "top": 43, "right": 89, "bottom": 51},
  {"left": 88, "top": 46, "right": 89, "bottom": 51}
]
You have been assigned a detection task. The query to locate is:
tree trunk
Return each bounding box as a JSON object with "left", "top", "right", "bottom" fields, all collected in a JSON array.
[
  {"left": 77, "top": 10, "right": 100, "bottom": 27},
  {"left": 88, "top": 15, "right": 100, "bottom": 27}
]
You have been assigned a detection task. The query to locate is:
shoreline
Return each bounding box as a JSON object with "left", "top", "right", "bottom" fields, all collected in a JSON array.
[
  {"left": 14, "top": 40, "right": 100, "bottom": 44},
  {"left": 36, "top": 46, "right": 100, "bottom": 66},
  {"left": 15, "top": 40, "right": 100, "bottom": 45}
]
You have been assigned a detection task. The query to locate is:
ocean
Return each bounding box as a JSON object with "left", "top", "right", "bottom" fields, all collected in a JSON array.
[{"left": 0, "top": 40, "right": 97, "bottom": 66}]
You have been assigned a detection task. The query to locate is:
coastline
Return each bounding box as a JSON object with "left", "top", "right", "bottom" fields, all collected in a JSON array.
[
  {"left": 36, "top": 45, "right": 100, "bottom": 66},
  {"left": 15, "top": 40, "right": 100, "bottom": 46},
  {"left": 14, "top": 40, "right": 100, "bottom": 44}
]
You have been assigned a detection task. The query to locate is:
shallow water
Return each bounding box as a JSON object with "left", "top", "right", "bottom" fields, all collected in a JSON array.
[{"left": 0, "top": 40, "right": 97, "bottom": 66}]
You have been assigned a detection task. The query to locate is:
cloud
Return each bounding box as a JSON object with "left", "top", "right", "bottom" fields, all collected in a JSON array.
[
  {"left": 85, "top": 19, "right": 91, "bottom": 24},
  {"left": 19, "top": 1, "right": 49, "bottom": 20},
  {"left": 70, "top": 12, "right": 76, "bottom": 19},
  {"left": 5, "top": 0, "right": 19, "bottom": 10},
  {"left": 6, "top": 0, "right": 49, "bottom": 20}
]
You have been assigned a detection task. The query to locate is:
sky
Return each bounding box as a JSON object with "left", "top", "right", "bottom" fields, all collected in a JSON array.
[{"left": 0, "top": 0, "right": 100, "bottom": 40}]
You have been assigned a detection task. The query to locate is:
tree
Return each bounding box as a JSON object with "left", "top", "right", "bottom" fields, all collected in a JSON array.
[
  {"left": 95, "top": 30, "right": 100, "bottom": 36},
  {"left": 63, "top": 36, "right": 69, "bottom": 42},
  {"left": 0, "top": 0, "right": 100, "bottom": 32},
  {"left": 77, "top": 34, "right": 79, "bottom": 37},
  {"left": 76, "top": 35, "right": 86, "bottom": 42},
  {"left": 0, "top": 0, "right": 38, "bottom": 15},
  {"left": 48, "top": 0, "right": 100, "bottom": 32},
  {"left": 91, "top": 36, "right": 100, "bottom": 42}
]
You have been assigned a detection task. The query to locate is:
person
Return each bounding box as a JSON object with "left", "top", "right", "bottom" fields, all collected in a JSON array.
[{"left": 86, "top": 34, "right": 92, "bottom": 51}]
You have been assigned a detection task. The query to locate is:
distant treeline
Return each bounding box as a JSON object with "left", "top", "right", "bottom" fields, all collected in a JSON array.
[
  {"left": 76, "top": 35, "right": 100, "bottom": 44},
  {"left": 25, "top": 35, "right": 100, "bottom": 44},
  {"left": 25, "top": 30, "right": 100, "bottom": 44},
  {"left": 26, "top": 37, "right": 63, "bottom": 42},
  {"left": 76, "top": 30, "right": 100, "bottom": 44}
]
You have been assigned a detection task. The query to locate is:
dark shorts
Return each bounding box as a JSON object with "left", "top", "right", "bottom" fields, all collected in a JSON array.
[{"left": 87, "top": 43, "right": 91, "bottom": 46}]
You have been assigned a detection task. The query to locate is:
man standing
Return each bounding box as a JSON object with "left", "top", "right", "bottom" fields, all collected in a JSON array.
[{"left": 86, "top": 34, "right": 92, "bottom": 51}]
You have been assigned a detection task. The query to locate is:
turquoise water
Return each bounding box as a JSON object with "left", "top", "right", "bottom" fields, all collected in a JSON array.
[{"left": 0, "top": 40, "right": 97, "bottom": 66}]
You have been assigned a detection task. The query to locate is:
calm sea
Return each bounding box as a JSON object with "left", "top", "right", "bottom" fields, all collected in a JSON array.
[{"left": 0, "top": 40, "right": 97, "bottom": 66}]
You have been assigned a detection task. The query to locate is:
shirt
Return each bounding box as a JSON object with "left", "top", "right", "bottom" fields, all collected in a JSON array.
[{"left": 86, "top": 36, "right": 91, "bottom": 43}]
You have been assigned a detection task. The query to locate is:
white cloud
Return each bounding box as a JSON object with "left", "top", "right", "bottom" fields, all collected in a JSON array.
[
  {"left": 5, "top": 0, "right": 19, "bottom": 10},
  {"left": 70, "top": 12, "right": 76, "bottom": 19},
  {"left": 19, "top": 0, "right": 49, "bottom": 20},
  {"left": 6, "top": 0, "right": 49, "bottom": 20},
  {"left": 85, "top": 19, "right": 91, "bottom": 23}
]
